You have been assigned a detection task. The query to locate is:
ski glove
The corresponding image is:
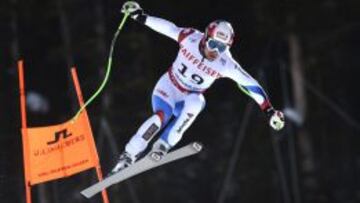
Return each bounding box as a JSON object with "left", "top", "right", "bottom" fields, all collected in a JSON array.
[
  {"left": 121, "top": 1, "right": 147, "bottom": 23},
  {"left": 268, "top": 109, "right": 285, "bottom": 131}
]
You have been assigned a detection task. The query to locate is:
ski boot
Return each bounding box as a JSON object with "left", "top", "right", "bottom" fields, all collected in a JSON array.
[
  {"left": 108, "top": 151, "right": 134, "bottom": 176},
  {"left": 150, "top": 139, "right": 171, "bottom": 162}
]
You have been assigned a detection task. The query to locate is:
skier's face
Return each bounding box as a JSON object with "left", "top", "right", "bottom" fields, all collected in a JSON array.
[
  {"left": 204, "top": 47, "right": 219, "bottom": 61},
  {"left": 204, "top": 38, "right": 228, "bottom": 60}
]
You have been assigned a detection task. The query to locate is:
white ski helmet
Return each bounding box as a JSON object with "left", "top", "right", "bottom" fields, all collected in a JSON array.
[{"left": 205, "top": 20, "right": 234, "bottom": 46}]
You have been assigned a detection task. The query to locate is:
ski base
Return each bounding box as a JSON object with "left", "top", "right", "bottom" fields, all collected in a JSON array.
[{"left": 81, "top": 142, "right": 202, "bottom": 198}]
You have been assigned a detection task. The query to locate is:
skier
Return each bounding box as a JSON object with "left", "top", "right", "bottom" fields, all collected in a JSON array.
[{"left": 111, "top": 1, "right": 285, "bottom": 174}]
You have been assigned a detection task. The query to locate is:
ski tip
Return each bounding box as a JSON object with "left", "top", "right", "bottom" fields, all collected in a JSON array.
[
  {"left": 192, "top": 142, "right": 203, "bottom": 151},
  {"left": 80, "top": 190, "right": 92, "bottom": 199}
]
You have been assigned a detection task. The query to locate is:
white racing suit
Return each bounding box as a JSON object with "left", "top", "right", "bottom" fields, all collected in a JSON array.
[{"left": 124, "top": 16, "right": 273, "bottom": 159}]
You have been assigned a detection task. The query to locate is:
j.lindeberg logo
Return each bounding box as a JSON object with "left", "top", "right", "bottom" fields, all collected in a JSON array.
[{"left": 47, "top": 128, "right": 72, "bottom": 145}]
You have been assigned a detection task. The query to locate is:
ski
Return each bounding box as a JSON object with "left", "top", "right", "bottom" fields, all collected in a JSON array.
[{"left": 80, "top": 142, "right": 202, "bottom": 198}]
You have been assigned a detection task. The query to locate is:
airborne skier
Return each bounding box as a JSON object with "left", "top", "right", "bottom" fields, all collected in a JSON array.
[{"left": 111, "top": 1, "right": 285, "bottom": 174}]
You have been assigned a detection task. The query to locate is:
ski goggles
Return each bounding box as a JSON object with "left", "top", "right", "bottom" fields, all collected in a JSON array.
[{"left": 206, "top": 38, "right": 228, "bottom": 53}]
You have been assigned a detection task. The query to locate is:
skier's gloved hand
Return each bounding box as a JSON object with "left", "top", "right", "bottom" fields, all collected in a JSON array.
[
  {"left": 264, "top": 106, "right": 285, "bottom": 131},
  {"left": 268, "top": 109, "right": 285, "bottom": 131},
  {"left": 121, "top": 1, "right": 147, "bottom": 23}
]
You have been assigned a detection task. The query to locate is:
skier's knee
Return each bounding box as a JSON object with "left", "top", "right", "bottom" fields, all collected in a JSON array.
[
  {"left": 155, "top": 110, "right": 171, "bottom": 126},
  {"left": 152, "top": 95, "right": 173, "bottom": 126},
  {"left": 185, "top": 94, "right": 206, "bottom": 114}
]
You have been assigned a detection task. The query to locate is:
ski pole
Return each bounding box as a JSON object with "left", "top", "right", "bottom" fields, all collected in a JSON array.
[{"left": 72, "top": 12, "right": 130, "bottom": 121}]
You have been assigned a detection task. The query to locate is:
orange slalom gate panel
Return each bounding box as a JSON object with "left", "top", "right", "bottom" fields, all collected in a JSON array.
[{"left": 24, "top": 112, "right": 97, "bottom": 185}]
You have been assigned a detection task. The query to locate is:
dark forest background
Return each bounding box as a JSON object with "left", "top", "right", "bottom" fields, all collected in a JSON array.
[{"left": 0, "top": 0, "right": 360, "bottom": 202}]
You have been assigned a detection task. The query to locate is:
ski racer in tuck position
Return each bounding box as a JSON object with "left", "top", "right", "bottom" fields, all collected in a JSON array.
[{"left": 111, "top": 1, "right": 285, "bottom": 174}]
